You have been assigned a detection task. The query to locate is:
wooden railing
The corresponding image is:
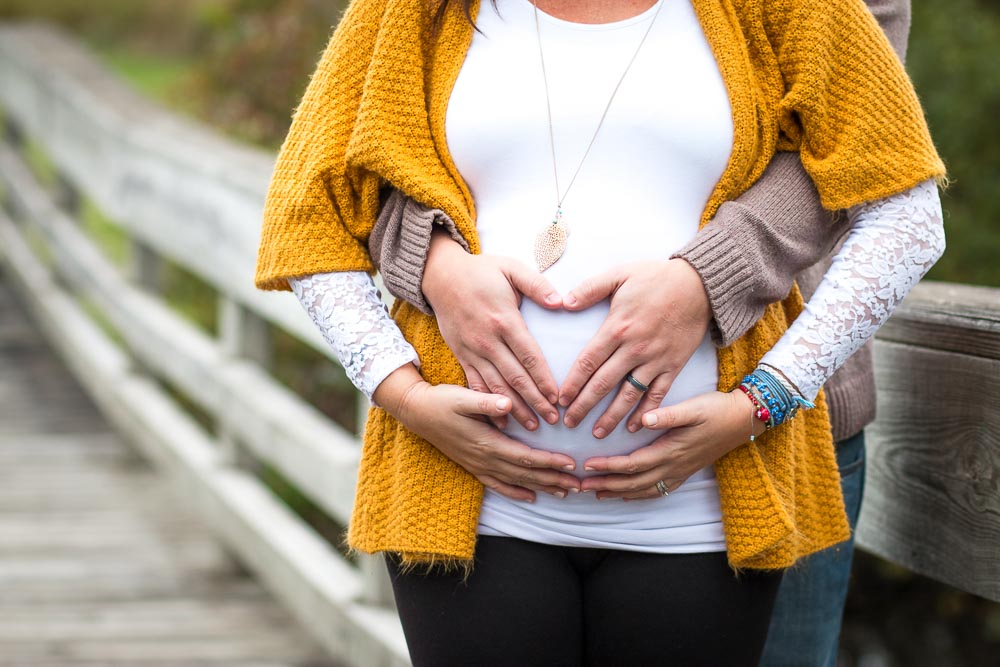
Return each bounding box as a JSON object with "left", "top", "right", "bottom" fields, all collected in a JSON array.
[
  {"left": 0, "top": 22, "right": 996, "bottom": 667},
  {"left": 0, "top": 23, "right": 406, "bottom": 667}
]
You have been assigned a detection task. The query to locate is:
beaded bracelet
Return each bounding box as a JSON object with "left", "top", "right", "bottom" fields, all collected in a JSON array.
[
  {"left": 737, "top": 383, "right": 770, "bottom": 442},
  {"left": 740, "top": 366, "right": 815, "bottom": 429},
  {"left": 738, "top": 384, "right": 771, "bottom": 424},
  {"left": 758, "top": 362, "right": 809, "bottom": 405}
]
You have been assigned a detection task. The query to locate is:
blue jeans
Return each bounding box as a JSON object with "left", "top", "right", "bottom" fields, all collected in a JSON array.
[{"left": 759, "top": 430, "right": 866, "bottom": 667}]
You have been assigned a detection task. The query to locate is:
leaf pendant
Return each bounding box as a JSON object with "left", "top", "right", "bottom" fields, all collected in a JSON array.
[{"left": 534, "top": 211, "right": 569, "bottom": 272}]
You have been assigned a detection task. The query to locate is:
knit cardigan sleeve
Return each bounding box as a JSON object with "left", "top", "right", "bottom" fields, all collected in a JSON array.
[
  {"left": 762, "top": 0, "right": 945, "bottom": 210},
  {"left": 254, "top": 0, "right": 389, "bottom": 292}
]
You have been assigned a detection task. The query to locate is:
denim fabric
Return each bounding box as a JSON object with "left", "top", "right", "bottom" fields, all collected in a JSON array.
[{"left": 759, "top": 431, "right": 866, "bottom": 667}]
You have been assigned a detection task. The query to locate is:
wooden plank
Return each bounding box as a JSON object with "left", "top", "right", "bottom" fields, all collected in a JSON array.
[
  {"left": 0, "top": 600, "right": 316, "bottom": 640},
  {"left": 0, "top": 208, "right": 410, "bottom": 666},
  {"left": 1, "top": 636, "right": 327, "bottom": 663},
  {"left": 0, "top": 145, "right": 361, "bottom": 526},
  {"left": 877, "top": 281, "right": 1000, "bottom": 360},
  {"left": 0, "top": 23, "right": 344, "bottom": 359},
  {"left": 0, "top": 579, "right": 264, "bottom": 605},
  {"left": 857, "top": 339, "right": 1000, "bottom": 602}
]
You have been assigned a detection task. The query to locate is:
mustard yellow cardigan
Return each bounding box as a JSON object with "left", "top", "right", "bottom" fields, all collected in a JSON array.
[{"left": 255, "top": 0, "right": 944, "bottom": 570}]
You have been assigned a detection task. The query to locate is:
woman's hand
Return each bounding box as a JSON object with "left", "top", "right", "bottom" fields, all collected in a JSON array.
[
  {"left": 580, "top": 390, "right": 765, "bottom": 500},
  {"left": 559, "top": 259, "right": 713, "bottom": 437},
  {"left": 374, "top": 364, "right": 581, "bottom": 502},
  {"left": 422, "top": 230, "right": 563, "bottom": 431}
]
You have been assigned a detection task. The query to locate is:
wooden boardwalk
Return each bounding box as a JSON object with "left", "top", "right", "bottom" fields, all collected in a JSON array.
[{"left": 0, "top": 268, "right": 336, "bottom": 666}]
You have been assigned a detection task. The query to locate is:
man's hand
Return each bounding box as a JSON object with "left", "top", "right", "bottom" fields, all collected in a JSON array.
[
  {"left": 559, "top": 258, "right": 713, "bottom": 436},
  {"left": 422, "top": 230, "right": 562, "bottom": 431},
  {"left": 580, "top": 390, "right": 764, "bottom": 500},
  {"left": 374, "top": 363, "right": 580, "bottom": 501}
]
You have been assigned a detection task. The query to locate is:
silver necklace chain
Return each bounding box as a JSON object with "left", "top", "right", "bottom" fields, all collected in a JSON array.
[{"left": 532, "top": 0, "right": 666, "bottom": 210}]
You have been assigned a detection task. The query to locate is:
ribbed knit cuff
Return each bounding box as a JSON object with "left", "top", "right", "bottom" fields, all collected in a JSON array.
[
  {"left": 371, "top": 190, "right": 468, "bottom": 315},
  {"left": 674, "top": 151, "right": 835, "bottom": 347},
  {"left": 673, "top": 210, "right": 759, "bottom": 347},
  {"left": 382, "top": 207, "right": 438, "bottom": 315}
]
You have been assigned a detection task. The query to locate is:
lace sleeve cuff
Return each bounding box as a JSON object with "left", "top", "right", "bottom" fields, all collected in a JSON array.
[
  {"left": 759, "top": 178, "right": 945, "bottom": 400},
  {"left": 287, "top": 271, "right": 419, "bottom": 401}
]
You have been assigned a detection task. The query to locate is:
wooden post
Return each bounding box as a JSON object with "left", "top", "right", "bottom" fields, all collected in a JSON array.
[
  {"left": 1, "top": 114, "right": 24, "bottom": 148},
  {"left": 217, "top": 296, "right": 272, "bottom": 468},
  {"left": 220, "top": 296, "right": 272, "bottom": 369},
  {"left": 359, "top": 553, "right": 397, "bottom": 610},
  {"left": 859, "top": 281, "right": 1000, "bottom": 603},
  {"left": 129, "top": 239, "right": 164, "bottom": 294}
]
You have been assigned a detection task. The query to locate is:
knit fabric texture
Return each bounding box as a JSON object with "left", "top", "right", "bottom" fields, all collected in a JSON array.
[
  {"left": 369, "top": 0, "right": 912, "bottom": 442},
  {"left": 369, "top": 188, "right": 467, "bottom": 315},
  {"left": 254, "top": 0, "right": 945, "bottom": 570}
]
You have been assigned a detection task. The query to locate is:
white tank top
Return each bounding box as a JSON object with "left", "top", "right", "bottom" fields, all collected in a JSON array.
[{"left": 445, "top": 0, "right": 733, "bottom": 552}]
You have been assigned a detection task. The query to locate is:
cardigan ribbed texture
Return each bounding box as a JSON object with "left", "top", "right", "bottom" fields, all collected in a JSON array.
[{"left": 254, "top": 0, "right": 944, "bottom": 569}]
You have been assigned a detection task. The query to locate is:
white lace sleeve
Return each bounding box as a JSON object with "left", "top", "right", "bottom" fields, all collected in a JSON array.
[
  {"left": 759, "top": 178, "right": 945, "bottom": 401},
  {"left": 287, "top": 271, "right": 419, "bottom": 401}
]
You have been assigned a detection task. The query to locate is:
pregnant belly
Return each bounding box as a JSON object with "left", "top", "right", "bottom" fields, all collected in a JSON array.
[{"left": 504, "top": 299, "right": 720, "bottom": 474}]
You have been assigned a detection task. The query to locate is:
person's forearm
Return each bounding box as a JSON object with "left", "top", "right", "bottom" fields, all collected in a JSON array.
[
  {"left": 760, "top": 179, "right": 943, "bottom": 400},
  {"left": 672, "top": 0, "right": 911, "bottom": 347},
  {"left": 368, "top": 188, "right": 469, "bottom": 315},
  {"left": 672, "top": 152, "right": 846, "bottom": 346},
  {"left": 287, "top": 271, "right": 419, "bottom": 402}
]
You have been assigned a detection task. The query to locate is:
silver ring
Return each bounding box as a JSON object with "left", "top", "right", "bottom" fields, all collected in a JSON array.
[
  {"left": 625, "top": 373, "right": 650, "bottom": 393},
  {"left": 655, "top": 480, "right": 670, "bottom": 497}
]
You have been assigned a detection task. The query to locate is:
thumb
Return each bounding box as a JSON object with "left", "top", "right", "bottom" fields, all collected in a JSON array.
[
  {"left": 565, "top": 268, "right": 622, "bottom": 310},
  {"left": 452, "top": 386, "right": 514, "bottom": 418},
  {"left": 641, "top": 400, "right": 698, "bottom": 431},
  {"left": 507, "top": 261, "right": 562, "bottom": 309}
]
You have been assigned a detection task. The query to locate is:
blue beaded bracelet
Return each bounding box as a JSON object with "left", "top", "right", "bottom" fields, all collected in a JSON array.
[{"left": 740, "top": 367, "right": 815, "bottom": 429}]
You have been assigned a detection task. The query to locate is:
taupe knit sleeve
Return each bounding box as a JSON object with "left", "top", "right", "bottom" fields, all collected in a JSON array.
[
  {"left": 672, "top": 152, "right": 850, "bottom": 346},
  {"left": 368, "top": 188, "right": 469, "bottom": 314}
]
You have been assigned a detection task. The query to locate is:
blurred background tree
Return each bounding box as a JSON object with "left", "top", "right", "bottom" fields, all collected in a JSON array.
[{"left": 1, "top": 0, "right": 997, "bottom": 664}]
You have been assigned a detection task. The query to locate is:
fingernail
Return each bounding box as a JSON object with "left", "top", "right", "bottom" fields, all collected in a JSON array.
[
  {"left": 564, "top": 416, "right": 577, "bottom": 428},
  {"left": 554, "top": 491, "right": 566, "bottom": 499},
  {"left": 548, "top": 393, "right": 559, "bottom": 405},
  {"left": 545, "top": 293, "right": 560, "bottom": 305},
  {"left": 566, "top": 294, "right": 578, "bottom": 306},
  {"left": 643, "top": 413, "right": 657, "bottom": 427},
  {"left": 526, "top": 420, "right": 537, "bottom": 430},
  {"left": 496, "top": 397, "right": 510, "bottom": 410},
  {"left": 593, "top": 427, "right": 606, "bottom": 439},
  {"left": 558, "top": 395, "right": 571, "bottom": 407},
  {"left": 569, "top": 488, "right": 579, "bottom": 493},
  {"left": 584, "top": 465, "right": 595, "bottom": 472},
  {"left": 563, "top": 464, "right": 576, "bottom": 471},
  {"left": 547, "top": 412, "right": 559, "bottom": 425},
  {"left": 627, "top": 423, "right": 639, "bottom": 433}
]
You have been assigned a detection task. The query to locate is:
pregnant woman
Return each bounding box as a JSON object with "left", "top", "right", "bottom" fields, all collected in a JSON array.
[{"left": 254, "top": 0, "right": 945, "bottom": 664}]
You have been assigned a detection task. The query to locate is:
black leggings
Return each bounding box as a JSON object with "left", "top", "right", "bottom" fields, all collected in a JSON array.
[{"left": 386, "top": 536, "right": 782, "bottom": 667}]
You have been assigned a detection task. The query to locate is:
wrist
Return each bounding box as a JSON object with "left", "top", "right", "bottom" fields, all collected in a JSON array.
[
  {"left": 670, "top": 258, "right": 712, "bottom": 330},
  {"left": 422, "top": 228, "right": 467, "bottom": 308},
  {"left": 732, "top": 389, "right": 768, "bottom": 440},
  {"left": 371, "top": 363, "right": 427, "bottom": 423}
]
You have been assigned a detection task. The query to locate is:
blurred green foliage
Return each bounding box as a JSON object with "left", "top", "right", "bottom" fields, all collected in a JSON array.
[{"left": 909, "top": 0, "right": 1000, "bottom": 286}]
